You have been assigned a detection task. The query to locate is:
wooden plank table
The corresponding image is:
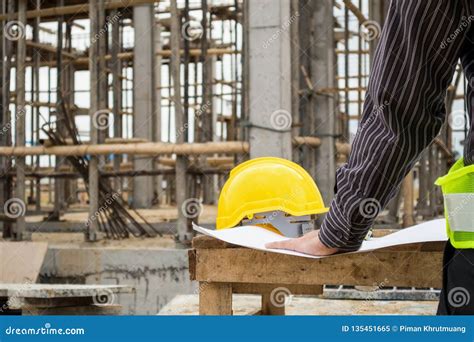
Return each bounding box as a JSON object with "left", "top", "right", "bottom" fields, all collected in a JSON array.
[{"left": 188, "top": 235, "right": 445, "bottom": 315}]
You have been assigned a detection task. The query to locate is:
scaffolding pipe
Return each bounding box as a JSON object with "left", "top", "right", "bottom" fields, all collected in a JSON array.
[
  {"left": 0, "top": 0, "right": 159, "bottom": 20},
  {"left": 0, "top": 141, "right": 250, "bottom": 157}
]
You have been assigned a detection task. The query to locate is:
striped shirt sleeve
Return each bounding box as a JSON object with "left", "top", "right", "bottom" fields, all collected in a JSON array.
[{"left": 319, "top": 0, "right": 474, "bottom": 251}]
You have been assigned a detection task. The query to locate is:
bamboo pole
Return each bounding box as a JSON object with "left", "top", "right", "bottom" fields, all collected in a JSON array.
[
  {"left": 0, "top": 0, "right": 159, "bottom": 21},
  {"left": 342, "top": 0, "right": 368, "bottom": 25},
  {"left": 0, "top": 141, "right": 249, "bottom": 157},
  {"left": 28, "top": 48, "right": 238, "bottom": 67},
  {"left": 171, "top": 0, "right": 192, "bottom": 245},
  {"left": 402, "top": 171, "right": 415, "bottom": 227},
  {"left": 0, "top": 140, "right": 350, "bottom": 157},
  {"left": 26, "top": 40, "right": 77, "bottom": 59}
]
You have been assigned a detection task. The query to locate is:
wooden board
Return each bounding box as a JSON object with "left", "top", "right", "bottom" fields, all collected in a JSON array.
[
  {"left": 199, "top": 282, "right": 232, "bottom": 315},
  {"left": 192, "top": 248, "right": 443, "bottom": 288},
  {"left": 0, "top": 241, "right": 48, "bottom": 283},
  {"left": 232, "top": 283, "right": 323, "bottom": 295}
]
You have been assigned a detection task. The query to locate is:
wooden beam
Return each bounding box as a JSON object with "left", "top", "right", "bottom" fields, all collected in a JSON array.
[
  {"left": 193, "top": 246, "right": 443, "bottom": 288},
  {"left": 342, "top": 0, "right": 368, "bottom": 25},
  {"left": 0, "top": 0, "right": 159, "bottom": 21},
  {"left": 232, "top": 283, "right": 323, "bottom": 296},
  {"left": 262, "top": 288, "right": 285, "bottom": 315},
  {"left": 199, "top": 282, "right": 232, "bottom": 315},
  {"left": 26, "top": 40, "right": 77, "bottom": 59},
  {"left": 0, "top": 141, "right": 249, "bottom": 157}
]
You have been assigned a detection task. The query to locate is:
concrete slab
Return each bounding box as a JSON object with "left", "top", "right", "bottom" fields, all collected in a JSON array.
[
  {"left": 0, "top": 241, "right": 47, "bottom": 283},
  {"left": 40, "top": 246, "right": 196, "bottom": 314},
  {"left": 0, "top": 283, "right": 133, "bottom": 298}
]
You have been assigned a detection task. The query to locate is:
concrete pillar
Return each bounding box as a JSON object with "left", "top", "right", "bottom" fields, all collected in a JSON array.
[
  {"left": 170, "top": 0, "right": 192, "bottom": 244},
  {"left": 311, "top": 0, "right": 336, "bottom": 204},
  {"left": 368, "top": 0, "right": 388, "bottom": 66},
  {"left": 14, "top": 0, "right": 27, "bottom": 240},
  {"left": 132, "top": 4, "right": 155, "bottom": 208},
  {"left": 296, "top": 0, "right": 313, "bottom": 169},
  {"left": 246, "top": 0, "right": 292, "bottom": 159},
  {"left": 111, "top": 9, "right": 123, "bottom": 193},
  {"left": 87, "top": 0, "right": 101, "bottom": 241},
  {"left": 153, "top": 23, "right": 163, "bottom": 204},
  {"left": 202, "top": 57, "right": 217, "bottom": 205}
]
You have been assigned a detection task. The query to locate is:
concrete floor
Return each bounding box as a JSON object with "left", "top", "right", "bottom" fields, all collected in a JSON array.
[{"left": 158, "top": 294, "right": 438, "bottom": 315}]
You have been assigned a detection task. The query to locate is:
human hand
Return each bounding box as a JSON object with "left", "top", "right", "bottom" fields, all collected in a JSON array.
[{"left": 265, "top": 230, "right": 339, "bottom": 256}]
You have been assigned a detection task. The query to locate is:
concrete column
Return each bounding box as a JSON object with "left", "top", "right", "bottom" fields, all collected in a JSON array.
[
  {"left": 132, "top": 4, "right": 155, "bottom": 208},
  {"left": 311, "top": 0, "right": 336, "bottom": 204},
  {"left": 111, "top": 9, "right": 123, "bottom": 193},
  {"left": 14, "top": 0, "right": 27, "bottom": 240},
  {"left": 87, "top": 0, "right": 101, "bottom": 241},
  {"left": 202, "top": 57, "right": 217, "bottom": 205},
  {"left": 246, "top": 0, "right": 292, "bottom": 159},
  {"left": 170, "top": 0, "right": 192, "bottom": 244},
  {"left": 368, "top": 0, "right": 388, "bottom": 66},
  {"left": 296, "top": 0, "right": 313, "bottom": 169},
  {"left": 153, "top": 23, "right": 162, "bottom": 204}
]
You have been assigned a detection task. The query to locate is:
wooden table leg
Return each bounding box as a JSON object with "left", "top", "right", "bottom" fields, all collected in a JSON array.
[
  {"left": 199, "top": 282, "right": 232, "bottom": 315},
  {"left": 261, "top": 287, "right": 286, "bottom": 315}
]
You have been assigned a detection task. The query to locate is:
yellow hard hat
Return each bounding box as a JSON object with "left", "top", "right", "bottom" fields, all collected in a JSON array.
[{"left": 216, "top": 157, "right": 329, "bottom": 230}]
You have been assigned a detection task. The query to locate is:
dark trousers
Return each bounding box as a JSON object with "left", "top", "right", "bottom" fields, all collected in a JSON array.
[{"left": 437, "top": 241, "right": 474, "bottom": 314}]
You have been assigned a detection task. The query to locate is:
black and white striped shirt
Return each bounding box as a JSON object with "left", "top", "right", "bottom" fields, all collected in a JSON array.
[{"left": 319, "top": 0, "right": 474, "bottom": 251}]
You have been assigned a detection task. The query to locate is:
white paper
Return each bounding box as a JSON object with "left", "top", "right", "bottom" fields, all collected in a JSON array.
[{"left": 192, "top": 219, "right": 447, "bottom": 259}]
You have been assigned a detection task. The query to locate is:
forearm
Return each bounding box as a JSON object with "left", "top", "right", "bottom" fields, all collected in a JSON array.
[{"left": 319, "top": 111, "right": 439, "bottom": 251}]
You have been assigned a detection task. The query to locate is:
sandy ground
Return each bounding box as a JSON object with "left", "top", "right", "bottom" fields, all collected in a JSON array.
[
  {"left": 159, "top": 294, "right": 438, "bottom": 315},
  {"left": 26, "top": 204, "right": 218, "bottom": 224},
  {"left": 10, "top": 204, "right": 218, "bottom": 247}
]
